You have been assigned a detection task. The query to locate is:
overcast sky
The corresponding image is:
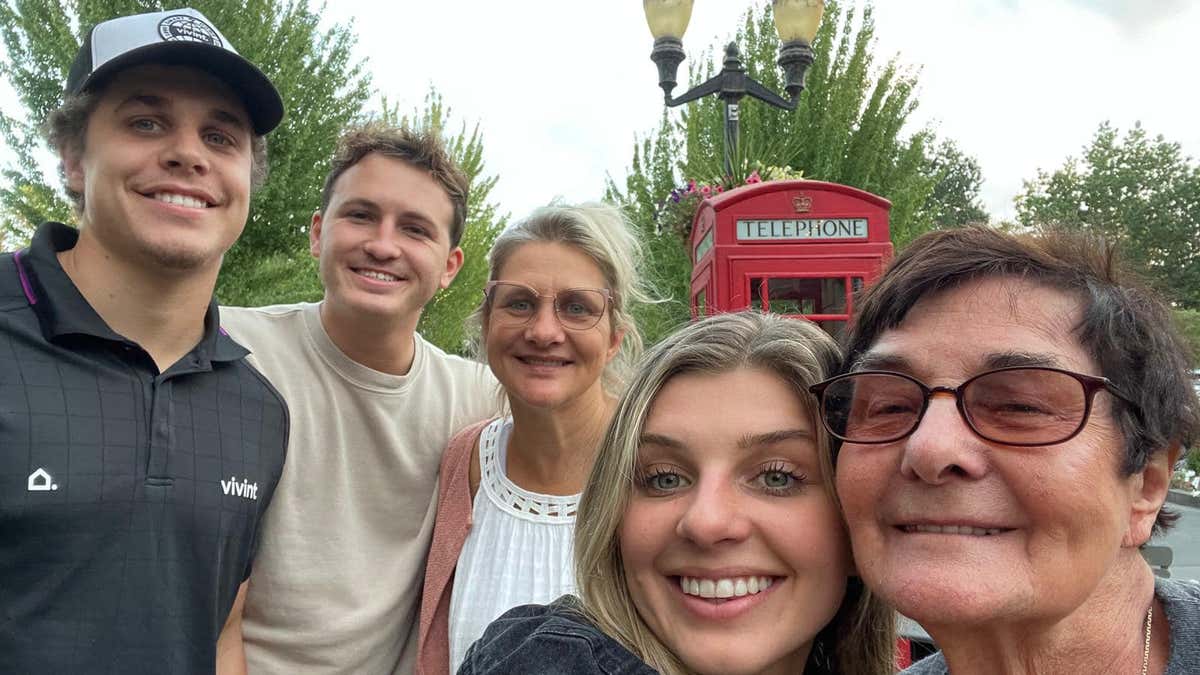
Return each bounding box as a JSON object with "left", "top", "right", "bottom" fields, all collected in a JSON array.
[
  {"left": 321, "top": 0, "right": 1199, "bottom": 224},
  {"left": 4, "top": 1, "right": 1197, "bottom": 229}
]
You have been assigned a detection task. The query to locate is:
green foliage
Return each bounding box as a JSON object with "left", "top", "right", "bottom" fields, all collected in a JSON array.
[
  {"left": 925, "top": 139, "right": 989, "bottom": 229},
  {"left": 0, "top": 0, "right": 372, "bottom": 302},
  {"left": 1016, "top": 122, "right": 1200, "bottom": 309},
  {"left": 610, "top": 1, "right": 978, "bottom": 344},
  {"left": 388, "top": 91, "right": 507, "bottom": 355},
  {"left": 606, "top": 115, "right": 691, "bottom": 347},
  {"left": 1175, "top": 309, "right": 1200, "bottom": 361}
]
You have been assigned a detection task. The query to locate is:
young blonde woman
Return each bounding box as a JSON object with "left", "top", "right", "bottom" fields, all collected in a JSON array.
[
  {"left": 460, "top": 312, "right": 895, "bottom": 675},
  {"left": 416, "top": 202, "right": 650, "bottom": 674}
]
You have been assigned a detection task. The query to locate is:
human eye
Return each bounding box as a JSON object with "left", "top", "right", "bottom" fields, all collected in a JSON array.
[
  {"left": 402, "top": 223, "right": 430, "bottom": 238},
  {"left": 341, "top": 207, "right": 373, "bottom": 222},
  {"left": 637, "top": 465, "right": 691, "bottom": 495},
  {"left": 968, "top": 373, "right": 1062, "bottom": 423},
  {"left": 560, "top": 291, "right": 602, "bottom": 316},
  {"left": 562, "top": 300, "right": 590, "bottom": 316},
  {"left": 502, "top": 294, "right": 535, "bottom": 313},
  {"left": 752, "top": 462, "right": 808, "bottom": 497},
  {"left": 129, "top": 117, "right": 163, "bottom": 133},
  {"left": 203, "top": 129, "right": 235, "bottom": 147}
]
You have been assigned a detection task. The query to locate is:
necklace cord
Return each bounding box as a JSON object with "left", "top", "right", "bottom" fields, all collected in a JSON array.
[{"left": 1142, "top": 603, "right": 1153, "bottom": 675}]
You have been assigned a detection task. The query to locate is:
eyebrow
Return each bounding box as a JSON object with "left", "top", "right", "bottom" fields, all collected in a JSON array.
[
  {"left": 336, "top": 199, "right": 439, "bottom": 229},
  {"left": 852, "top": 350, "right": 1064, "bottom": 374},
  {"left": 982, "top": 351, "right": 1064, "bottom": 370},
  {"left": 335, "top": 198, "right": 381, "bottom": 213},
  {"left": 851, "top": 352, "right": 912, "bottom": 372},
  {"left": 638, "top": 432, "right": 685, "bottom": 450},
  {"left": 638, "top": 428, "right": 814, "bottom": 453},
  {"left": 114, "top": 94, "right": 168, "bottom": 113},
  {"left": 737, "top": 429, "right": 814, "bottom": 449},
  {"left": 113, "top": 93, "right": 249, "bottom": 132}
]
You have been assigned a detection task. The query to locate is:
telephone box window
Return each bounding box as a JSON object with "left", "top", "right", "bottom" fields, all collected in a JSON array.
[
  {"left": 751, "top": 276, "right": 848, "bottom": 316},
  {"left": 819, "top": 320, "right": 847, "bottom": 341},
  {"left": 695, "top": 289, "right": 707, "bottom": 317},
  {"left": 695, "top": 228, "right": 714, "bottom": 262}
]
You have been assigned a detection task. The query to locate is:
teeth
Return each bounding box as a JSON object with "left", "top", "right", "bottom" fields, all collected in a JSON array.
[
  {"left": 680, "top": 575, "right": 775, "bottom": 599},
  {"left": 357, "top": 269, "right": 400, "bottom": 282},
  {"left": 523, "top": 358, "right": 567, "bottom": 366},
  {"left": 153, "top": 192, "right": 208, "bottom": 209},
  {"left": 907, "top": 524, "right": 1003, "bottom": 536}
]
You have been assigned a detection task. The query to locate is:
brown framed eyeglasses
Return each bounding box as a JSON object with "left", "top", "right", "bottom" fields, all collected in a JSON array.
[{"left": 808, "top": 366, "right": 1143, "bottom": 447}]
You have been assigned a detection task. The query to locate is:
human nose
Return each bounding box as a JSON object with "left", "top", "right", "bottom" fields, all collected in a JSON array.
[
  {"left": 361, "top": 220, "right": 402, "bottom": 260},
  {"left": 161, "top": 128, "right": 211, "bottom": 175},
  {"left": 675, "top": 478, "right": 752, "bottom": 547},
  {"left": 899, "top": 393, "right": 989, "bottom": 484},
  {"left": 523, "top": 297, "right": 564, "bottom": 345}
]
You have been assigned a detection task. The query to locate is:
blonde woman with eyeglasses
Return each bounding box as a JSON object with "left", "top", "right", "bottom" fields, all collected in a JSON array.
[{"left": 415, "top": 202, "right": 650, "bottom": 675}]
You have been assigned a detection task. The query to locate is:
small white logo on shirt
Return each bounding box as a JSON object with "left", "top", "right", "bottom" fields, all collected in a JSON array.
[
  {"left": 27, "top": 468, "right": 58, "bottom": 491},
  {"left": 221, "top": 476, "right": 258, "bottom": 500}
]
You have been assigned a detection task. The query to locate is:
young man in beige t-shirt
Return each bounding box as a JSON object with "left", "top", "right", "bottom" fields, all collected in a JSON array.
[{"left": 222, "top": 124, "right": 497, "bottom": 674}]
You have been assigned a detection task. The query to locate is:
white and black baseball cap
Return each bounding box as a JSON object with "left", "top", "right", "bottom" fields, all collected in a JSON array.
[{"left": 65, "top": 7, "right": 284, "bottom": 135}]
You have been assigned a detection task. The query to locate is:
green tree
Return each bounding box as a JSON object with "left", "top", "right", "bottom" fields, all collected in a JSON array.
[
  {"left": 0, "top": 0, "right": 372, "bottom": 304},
  {"left": 1175, "top": 309, "right": 1200, "bottom": 361},
  {"left": 609, "top": 1, "right": 979, "bottom": 344},
  {"left": 925, "top": 139, "right": 988, "bottom": 228},
  {"left": 1016, "top": 122, "right": 1200, "bottom": 309}
]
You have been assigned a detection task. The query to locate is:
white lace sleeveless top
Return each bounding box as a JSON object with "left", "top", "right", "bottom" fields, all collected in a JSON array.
[{"left": 448, "top": 416, "right": 580, "bottom": 672}]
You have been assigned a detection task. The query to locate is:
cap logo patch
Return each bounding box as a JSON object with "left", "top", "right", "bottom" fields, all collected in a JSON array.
[{"left": 157, "top": 15, "right": 222, "bottom": 47}]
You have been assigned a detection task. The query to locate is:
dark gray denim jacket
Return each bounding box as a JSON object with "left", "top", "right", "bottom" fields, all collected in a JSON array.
[{"left": 459, "top": 596, "right": 659, "bottom": 675}]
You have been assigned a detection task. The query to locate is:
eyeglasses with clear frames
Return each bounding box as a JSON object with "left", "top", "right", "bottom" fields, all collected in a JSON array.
[
  {"left": 484, "top": 281, "right": 612, "bottom": 331},
  {"left": 808, "top": 366, "right": 1144, "bottom": 447}
]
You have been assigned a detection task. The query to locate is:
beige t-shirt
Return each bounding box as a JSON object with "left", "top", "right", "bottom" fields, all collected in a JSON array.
[{"left": 220, "top": 303, "right": 497, "bottom": 674}]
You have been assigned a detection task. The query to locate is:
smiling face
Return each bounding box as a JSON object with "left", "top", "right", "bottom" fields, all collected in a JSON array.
[
  {"left": 619, "top": 367, "right": 851, "bottom": 675},
  {"left": 483, "top": 241, "right": 622, "bottom": 412},
  {"left": 311, "top": 152, "right": 462, "bottom": 328},
  {"left": 835, "top": 276, "right": 1151, "bottom": 630},
  {"left": 63, "top": 64, "right": 253, "bottom": 272}
]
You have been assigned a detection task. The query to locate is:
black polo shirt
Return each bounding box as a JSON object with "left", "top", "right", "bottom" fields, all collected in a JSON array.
[{"left": 0, "top": 223, "right": 289, "bottom": 673}]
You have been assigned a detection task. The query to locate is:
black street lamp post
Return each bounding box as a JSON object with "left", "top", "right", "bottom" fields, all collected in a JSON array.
[{"left": 644, "top": 0, "right": 824, "bottom": 178}]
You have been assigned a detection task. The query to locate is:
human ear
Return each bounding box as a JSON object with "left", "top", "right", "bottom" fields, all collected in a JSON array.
[
  {"left": 440, "top": 246, "right": 464, "bottom": 290},
  {"left": 62, "top": 148, "right": 85, "bottom": 195},
  {"left": 606, "top": 326, "right": 626, "bottom": 363},
  {"left": 1122, "top": 442, "right": 1181, "bottom": 547},
  {"left": 309, "top": 211, "right": 323, "bottom": 259}
]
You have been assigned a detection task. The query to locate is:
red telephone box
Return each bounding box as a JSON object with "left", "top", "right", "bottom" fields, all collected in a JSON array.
[{"left": 689, "top": 179, "right": 893, "bottom": 339}]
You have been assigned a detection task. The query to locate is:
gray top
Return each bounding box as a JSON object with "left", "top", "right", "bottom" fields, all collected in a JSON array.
[{"left": 904, "top": 577, "right": 1200, "bottom": 674}]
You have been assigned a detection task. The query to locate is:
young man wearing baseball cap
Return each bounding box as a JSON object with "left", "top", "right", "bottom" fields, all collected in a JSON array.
[{"left": 0, "top": 8, "right": 287, "bottom": 673}]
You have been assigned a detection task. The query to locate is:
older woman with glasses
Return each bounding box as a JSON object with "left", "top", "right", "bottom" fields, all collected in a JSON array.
[
  {"left": 812, "top": 226, "right": 1200, "bottom": 674},
  {"left": 415, "top": 202, "right": 649, "bottom": 674}
]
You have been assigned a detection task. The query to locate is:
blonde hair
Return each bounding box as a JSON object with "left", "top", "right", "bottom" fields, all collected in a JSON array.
[
  {"left": 474, "top": 201, "right": 651, "bottom": 396},
  {"left": 573, "top": 312, "right": 895, "bottom": 675}
]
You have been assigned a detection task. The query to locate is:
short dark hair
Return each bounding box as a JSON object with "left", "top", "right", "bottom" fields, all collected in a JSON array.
[
  {"left": 319, "top": 123, "right": 469, "bottom": 248},
  {"left": 844, "top": 225, "right": 1199, "bottom": 533},
  {"left": 45, "top": 90, "right": 269, "bottom": 216}
]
